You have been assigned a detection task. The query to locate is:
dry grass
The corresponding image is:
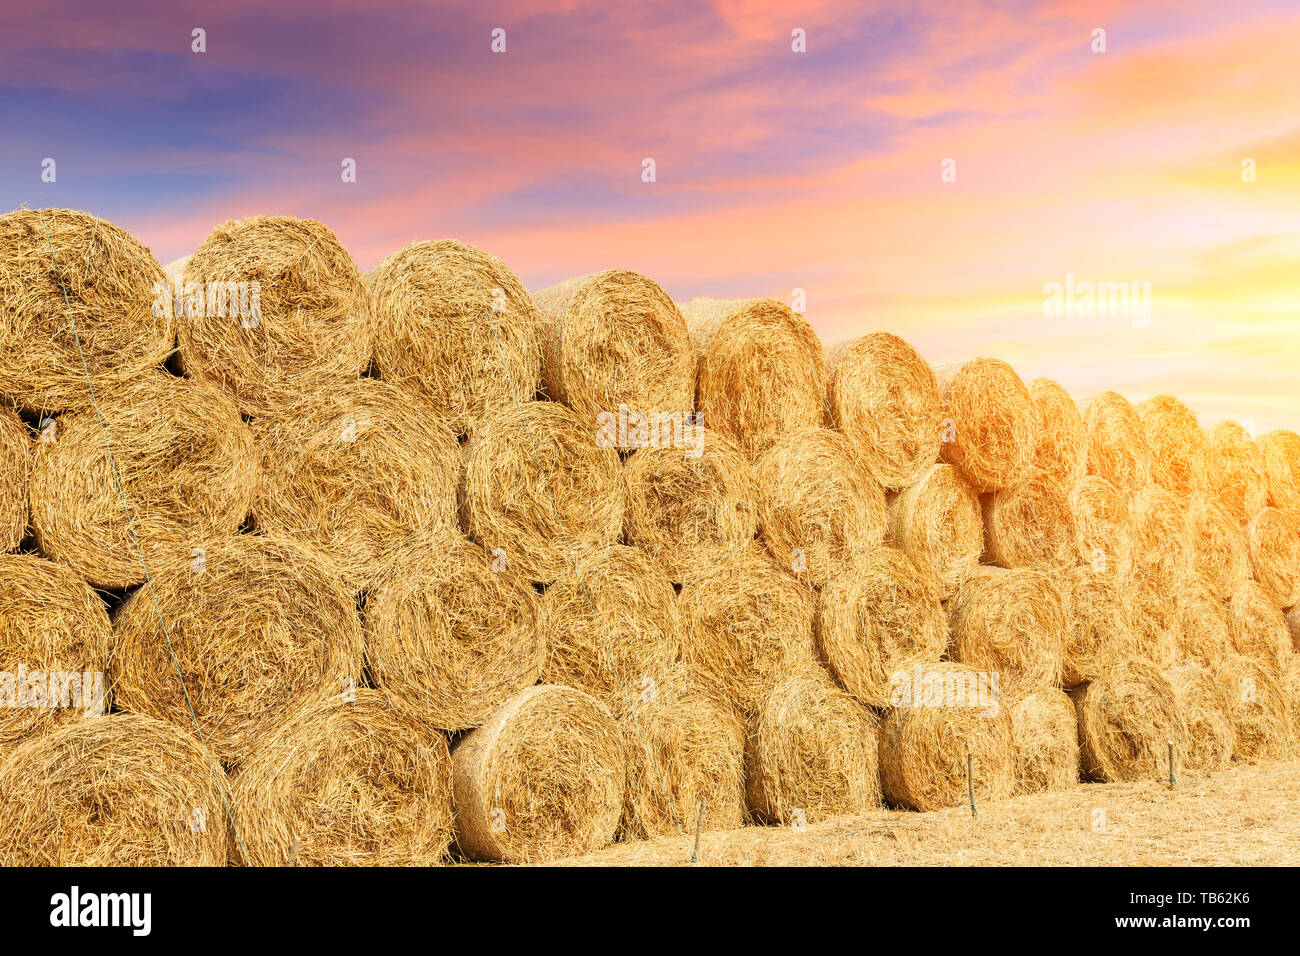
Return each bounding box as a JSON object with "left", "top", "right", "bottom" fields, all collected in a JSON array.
[
  {"left": 1083, "top": 391, "right": 1152, "bottom": 493},
  {"left": 0, "top": 208, "right": 173, "bottom": 414},
  {"left": 1009, "top": 687, "right": 1080, "bottom": 794},
  {"left": 1071, "top": 658, "right": 1188, "bottom": 783},
  {"left": 1205, "top": 421, "right": 1270, "bottom": 526},
  {"left": 886, "top": 462, "right": 982, "bottom": 599},
  {"left": 1028, "top": 378, "right": 1086, "bottom": 487},
  {"left": 828, "top": 332, "right": 943, "bottom": 491},
  {"left": 1068, "top": 475, "right": 1132, "bottom": 581},
  {"left": 230, "top": 690, "right": 455, "bottom": 866},
  {"left": 532, "top": 271, "right": 693, "bottom": 428},
  {"left": 948, "top": 566, "right": 1067, "bottom": 695},
  {"left": 1060, "top": 564, "right": 1135, "bottom": 686},
  {"left": 0, "top": 713, "right": 228, "bottom": 865},
  {"left": 452, "top": 684, "right": 625, "bottom": 863},
  {"left": 754, "top": 426, "right": 887, "bottom": 586},
  {"left": 0, "top": 404, "right": 27, "bottom": 551},
  {"left": 181, "top": 216, "right": 374, "bottom": 417},
  {"left": 1165, "top": 662, "right": 1234, "bottom": 775},
  {"left": 364, "top": 531, "right": 545, "bottom": 732},
  {"left": 981, "top": 467, "right": 1076, "bottom": 571},
  {"left": 369, "top": 239, "right": 544, "bottom": 436},
  {"left": 1136, "top": 395, "right": 1206, "bottom": 500},
  {"left": 1226, "top": 579, "right": 1291, "bottom": 675},
  {"left": 1216, "top": 654, "right": 1292, "bottom": 761},
  {"left": 936, "top": 358, "right": 1036, "bottom": 492},
  {"left": 1169, "top": 575, "right": 1230, "bottom": 671},
  {"left": 1259, "top": 429, "right": 1300, "bottom": 513},
  {"left": 111, "top": 535, "right": 364, "bottom": 764},
  {"left": 1247, "top": 506, "right": 1300, "bottom": 608},
  {"left": 1130, "top": 484, "right": 1191, "bottom": 590},
  {"left": 1185, "top": 495, "right": 1250, "bottom": 599},
  {"left": 28, "top": 372, "right": 258, "bottom": 590}
]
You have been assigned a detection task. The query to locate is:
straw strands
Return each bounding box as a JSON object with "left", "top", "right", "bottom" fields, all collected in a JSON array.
[
  {"left": 936, "top": 358, "right": 1037, "bottom": 492},
  {"left": 1136, "top": 395, "right": 1206, "bottom": 500},
  {"left": 1205, "top": 421, "right": 1270, "bottom": 526},
  {"left": 948, "top": 566, "right": 1067, "bottom": 695},
  {"left": 1170, "top": 576, "right": 1230, "bottom": 672},
  {"left": 1082, "top": 391, "right": 1151, "bottom": 493},
  {"left": 1009, "top": 688, "right": 1080, "bottom": 794},
  {"left": 1071, "top": 658, "right": 1188, "bottom": 783},
  {"left": 1028, "top": 378, "right": 1086, "bottom": 486},
  {"left": 1130, "top": 484, "right": 1191, "bottom": 589},
  {"left": 1185, "top": 495, "right": 1250, "bottom": 599},
  {"left": 1164, "top": 663, "right": 1234, "bottom": 775},
  {"left": 1247, "top": 507, "right": 1300, "bottom": 608},
  {"left": 0, "top": 405, "right": 27, "bottom": 551},
  {"left": 1060, "top": 564, "right": 1134, "bottom": 687},
  {"left": 1226, "top": 580, "right": 1291, "bottom": 674},
  {"left": 1068, "top": 475, "right": 1132, "bottom": 580},
  {"left": 886, "top": 462, "right": 982, "bottom": 599},
  {"left": 981, "top": 468, "right": 1076, "bottom": 571},
  {"left": 1259, "top": 429, "right": 1300, "bottom": 513},
  {"left": 1216, "top": 655, "right": 1291, "bottom": 761}
]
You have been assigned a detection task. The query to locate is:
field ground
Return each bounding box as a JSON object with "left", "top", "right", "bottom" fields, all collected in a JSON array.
[{"left": 554, "top": 758, "right": 1300, "bottom": 866}]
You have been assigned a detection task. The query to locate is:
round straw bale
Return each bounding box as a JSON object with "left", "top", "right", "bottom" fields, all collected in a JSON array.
[
  {"left": 622, "top": 425, "right": 756, "bottom": 582},
  {"left": 28, "top": 372, "right": 257, "bottom": 590},
  {"left": 452, "top": 684, "right": 625, "bottom": 863},
  {"left": 1169, "top": 576, "right": 1230, "bottom": 671},
  {"left": 111, "top": 535, "right": 363, "bottom": 763},
  {"left": 1247, "top": 506, "right": 1300, "bottom": 608},
  {"left": 0, "top": 208, "right": 173, "bottom": 413},
  {"left": 0, "top": 554, "right": 112, "bottom": 752},
  {"left": 981, "top": 468, "right": 1076, "bottom": 571},
  {"left": 616, "top": 665, "right": 746, "bottom": 840},
  {"left": 1216, "top": 654, "right": 1291, "bottom": 760},
  {"left": 678, "top": 543, "right": 816, "bottom": 719},
  {"left": 1070, "top": 658, "right": 1188, "bottom": 782},
  {"left": 230, "top": 690, "right": 454, "bottom": 866},
  {"left": 1259, "top": 429, "right": 1300, "bottom": 513},
  {"left": 814, "top": 546, "right": 948, "bottom": 708},
  {"left": 1130, "top": 484, "right": 1190, "bottom": 588},
  {"left": 886, "top": 462, "right": 982, "bottom": 599},
  {"left": 1136, "top": 395, "right": 1206, "bottom": 499},
  {"left": 1068, "top": 475, "right": 1132, "bottom": 580},
  {"left": 1226, "top": 579, "right": 1290, "bottom": 674},
  {"left": 532, "top": 271, "right": 693, "bottom": 428},
  {"left": 948, "top": 566, "right": 1067, "bottom": 694},
  {"left": 1009, "top": 687, "right": 1079, "bottom": 794},
  {"left": 1028, "top": 377, "right": 1086, "bottom": 486},
  {"left": 681, "top": 297, "right": 827, "bottom": 459},
  {"left": 1164, "top": 662, "right": 1234, "bottom": 775},
  {"left": 1185, "top": 495, "right": 1250, "bottom": 599},
  {"left": 745, "top": 666, "right": 881, "bottom": 824},
  {"left": 370, "top": 239, "right": 543, "bottom": 436},
  {"left": 879, "top": 661, "right": 1016, "bottom": 811},
  {"left": 1205, "top": 421, "right": 1269, "bottom": 527},
  {"left": 364, "top": 532, "right": 544, "bottom": 731},
  {"left": 1060, "top": 564, "right": 1135, "bottom": 686},
  {"left": 1128, "top": 574, "right": 1178, "bottom": 666},
  {"left": 828, "top": 332, "right": 943, "bottom": 491},
  {"left": 1283, "top": 655, "right": 1300, "bottom": 741},
  {"left": 461, "top": 400, "right": 624, "bottom": 583},
  {"left": 0, "top": 713, "right": 227, "bottom": 865},
  {"left": 180, "top": 216, "right": 374, "bottom": 416},
  {"left": 538, "top": 544, "right": 681, "bottom": 714},
  {"left": 251, "top": 378, "right": 462, "bottom": 591},
  {"left": 754, "top": 426, "right": 887, "bottom": 586},
  {"left": 936, "top": 358, "right": 1036, "bottom": 492},
  {"left": 0, "top": 405, "right": 28, "bottom": 551},
  {"left": 1082, "top": 390, "right": 1151, "bottom": 493}
]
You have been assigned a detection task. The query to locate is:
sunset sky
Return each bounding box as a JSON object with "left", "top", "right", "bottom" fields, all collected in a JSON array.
[{"left": 2, "top": 1, "right": 1296, "bottom": 429}]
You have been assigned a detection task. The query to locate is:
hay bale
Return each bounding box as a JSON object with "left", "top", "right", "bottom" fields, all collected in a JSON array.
[
  {"left": 370, "top": 239, "right": 544, "bottom": 436},
  {"left": 180, "top": 216, "right": 374, "bottom": 417},
  {"left": 1283, "top": 656, "right": 1300, "bottom": 742},
  {"left": 745, "top": 667, "right": 881, "bottom": 824},
  {"left": 1130, "top": 484, "right": 1191, "bottom": 588},
  {"left": 1247, "top": 506, "right": 1300, "bottom": 608},
  {"left": 1028, "top": 377, "right": 1086, "bottom": 486},
  {"left": 461, "top": 400, "right": 624, "bottom": 583},
  {"left": 622, "top": 425, "right": 755, "bottom": 583},
  {"left": 0, "top": 713, "right": 228, "bottom": 865},
  {"left": 1068, "top": 475, "right": 1132, "bottom": 580},
  {"left": 1165, "top": 663, "right": 1234, "bottom": 774},
  {"left": 1060, "top": 564, "right": 1135, "bottom": 686},
  {"left": 28, "top": 372, "right": 258, "bottom": 590},
  {"left": 936, "top": 358, "right": 1036, "bottom": 492},
  {"left": 1226, "top": 579, "right": 1291, "bottom": 674},
  {"left": 538, "top": 544, "right": 681, "bottom": 713},
  {"left": 1128, "top": 574, "right": 1178, "bottom": 667},
  {"left": 1216, "top": 654, "right": 1291, "bottom": 760},
  {"left": 1009, "top": 687, "right": 1080, "bottom": 794},
  {"left": 754, "top": 426, "right": 887, "bottom": 585},
  {"left": 879, "top": 662, "right": 1016, "bottom": 811},
  {"left": 1169, "top": 576, "right": 1230, "bottom": 671},
  {"left": 1185, "top": 495, "right": 1250, "bottom": 599},
  {"left": 981, "top": 468, "right": 1076, "bottom": 571},
  {"left": 0, "top": 208, "right": 173, "bottom": 413},
  {"left": 1082, "top": 391, "right": 1152, "bottom": 493},
  {"left": 251, "top": 378, "right": 462, "bottom": 591},
  {"left": 617, "top": 665, "right": 746, "bottom": 840},
  {"left": 1070, "top": 658, "right": 1188, "bottom": 782},
  {"left": 948, "top": 566, "right": 1067, "bottom": 695},
  {"left": 682, "top": 297, "right": 827, "bottom": 459},
  {"left": 1259, "top": 429, "right": 1300, "bottom": 513},
  {"left": 0, "top": 554, "right": 112, "bottom": 752},
  {"left": 364, "top": 532, "right": 545, "bottom": 732},
  {"left": 1136, "top": 395, "right": 1206, "bottom": 500},
  {"left": 111, "top": 535, "right": 363, "bottom": 763},
  {"left": 1205, "top": 421, "right": 1270, "bottom": 526},
  {"left": 815, "top": 546, "right": 948, "bottom": 708},
  {"left": 532, "top": 271, "right": 694, "bottom": 429},
  {"left": 886, "top": 462, "right": 982, "bottom": 599},
  {"left": 678, "top": 543, "right": 816, "bottom": 719},
  {"left": 828, "top": 332, "right": 943, "bottom": 491},
  {"left": 230, "top": 690, "right": 455, "bottom": 866},
  {"left": 0, "top": 405, "right": 27, "bottom": 551},
  {"left": 452, "top": 684, "right": 625, "bottom": 863}
]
